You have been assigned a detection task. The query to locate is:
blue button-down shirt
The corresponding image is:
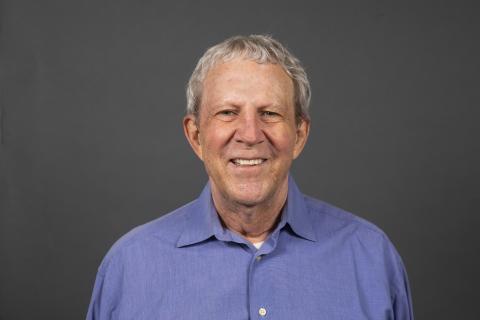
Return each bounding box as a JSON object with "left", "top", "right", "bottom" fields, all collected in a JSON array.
[{"left": 87, "top": 177, "right": 413, "bottom": 319}]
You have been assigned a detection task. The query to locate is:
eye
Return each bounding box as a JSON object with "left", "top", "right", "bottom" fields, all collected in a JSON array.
[
  {"left": 215, "top": 109, "right": 237, "bottom": 121},
  {"left": 261, "top": 111, "right": 278, "bottom": 117},
  {"left": 219, "top": 110, "right": 236, "bottom": 116},
  {"left": 260, "top": 110, "right": 282, "bottom": 121}
]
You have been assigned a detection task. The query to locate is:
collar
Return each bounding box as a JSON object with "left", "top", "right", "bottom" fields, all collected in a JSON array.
[
  {"left": 176, "top": 175, "right": 317, "bottom": 248},
  {"left": 283, "top": 175, "right": 317, "bottom": 242}
]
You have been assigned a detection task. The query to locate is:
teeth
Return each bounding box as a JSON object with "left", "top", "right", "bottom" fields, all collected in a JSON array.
[{"left": 232, "top": 159, "right": 264, "bottom": 166}]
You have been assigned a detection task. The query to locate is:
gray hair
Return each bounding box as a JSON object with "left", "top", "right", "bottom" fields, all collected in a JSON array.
[{"left": 186, "top": 35, "right": 311, "bottom": 123}]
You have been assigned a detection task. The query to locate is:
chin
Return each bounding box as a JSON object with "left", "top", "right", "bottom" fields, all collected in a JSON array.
[
  {"left": 232, "top": 195, "right": 265, "bottom": 207},
  {"left": 228, "top": 183, "right": 269, "bottom": 207}
]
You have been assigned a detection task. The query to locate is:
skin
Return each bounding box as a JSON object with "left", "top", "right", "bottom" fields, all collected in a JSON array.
[{"left": 184, "top": 58, "right": 309, "bottom": 243}]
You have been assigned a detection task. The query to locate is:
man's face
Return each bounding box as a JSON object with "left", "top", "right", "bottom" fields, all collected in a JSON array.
[{"left": 184, "top": 58, "right": 309, "bottom": 207}]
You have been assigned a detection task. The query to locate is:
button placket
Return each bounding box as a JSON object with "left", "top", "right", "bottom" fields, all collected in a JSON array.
[{"left": 249, "top": 233, "right": 280, "bottom": 319}]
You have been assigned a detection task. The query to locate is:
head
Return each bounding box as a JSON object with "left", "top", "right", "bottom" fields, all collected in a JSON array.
[
  {"left": 186, "top": 34, "right": 311, "bottom": 125},
  {"left": 183, "top": 35, "right": 311, "bottom": 210}
]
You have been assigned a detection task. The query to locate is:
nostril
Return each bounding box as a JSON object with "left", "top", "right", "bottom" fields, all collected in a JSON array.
[{"left": 236, "top": 126, "right": 265, "bottom": 145}]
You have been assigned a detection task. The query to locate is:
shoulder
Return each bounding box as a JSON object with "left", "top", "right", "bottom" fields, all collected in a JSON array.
[
  {"left": 303, "top": 195, "right": 408, "bottom": 289},
  {"left": 97, "top": 200, "right": 196, "bottom": 275},
  {"left": 301, "top": 194, "right": 414, "bottom": 314},
  {"left": 304, "top": 194, "right": 389, "bottom": 241},
  {"left": 302, "top": 195, "right": 404, "bottom": 268}
]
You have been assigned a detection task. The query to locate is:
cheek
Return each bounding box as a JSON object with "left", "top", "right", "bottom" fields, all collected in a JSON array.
[
  {"left": 268, "top": 129, "right": 297, "bottom": 154},
  {"left": 200, "top": 124, "right": 234, "bottom": 151},
  {"left": 199, "top": 135, "right": 228, "bottom": 167}
]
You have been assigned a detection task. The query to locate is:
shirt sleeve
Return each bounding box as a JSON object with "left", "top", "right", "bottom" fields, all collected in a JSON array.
[
  {"left": 86, "top": 258, "right": 121, "bottom": 320},
  {"left": 380, "top": 232, "right": 414, "bottom": 320},
  {"left": 393, "top": 257, "right": 415, "bottom": 320},
  {"left": 86, "top": 272, "right": 108, "bottom": 320},
  {"left": 86, "top": 272, "right": 115, "bottom": 320}
]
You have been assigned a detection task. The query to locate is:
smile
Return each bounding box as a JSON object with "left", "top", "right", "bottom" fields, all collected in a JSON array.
[{"left": 231, "top": 158, "right": 266, "bottom": 166}]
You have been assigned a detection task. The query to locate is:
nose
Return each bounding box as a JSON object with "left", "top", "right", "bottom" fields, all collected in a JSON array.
[{"left": 234, "top": 112, "right": 265, "bottom": 146}]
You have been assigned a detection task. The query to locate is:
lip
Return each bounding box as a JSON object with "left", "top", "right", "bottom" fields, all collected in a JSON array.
[
  {"left": 229, "top": 156, "right": 268, "bottom": 161},
  {"left": 229, "top": 158, "right": 268, "bottom": 166},
  {"left": 228, "top": 159, "right": 268, "bottom": 173}
]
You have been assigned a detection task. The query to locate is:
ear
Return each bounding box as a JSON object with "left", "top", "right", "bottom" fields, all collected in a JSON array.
[
  {"left": 183, "top": 114, "right": 204, "bottom": 161},
  {"left": 293, "top": 118, "right": 310, "bottom": 159}
]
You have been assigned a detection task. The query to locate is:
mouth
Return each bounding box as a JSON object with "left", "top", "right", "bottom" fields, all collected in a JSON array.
[{"left": 230, "top": 158, "right": 267, "bottom": 166}]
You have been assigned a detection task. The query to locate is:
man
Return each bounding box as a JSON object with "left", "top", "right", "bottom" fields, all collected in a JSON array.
[{"left": 87, "top": 35, "right": 413, "bottom": 319}]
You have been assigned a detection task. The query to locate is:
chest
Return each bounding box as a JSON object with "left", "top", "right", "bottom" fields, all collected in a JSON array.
[{"left": 112, "top": 239, "right": 394, "bottom": 320}]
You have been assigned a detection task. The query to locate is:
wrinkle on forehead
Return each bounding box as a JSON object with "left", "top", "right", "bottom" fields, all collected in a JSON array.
[{"left": 201, "top": 59, "right": 295, "bottom": 112}]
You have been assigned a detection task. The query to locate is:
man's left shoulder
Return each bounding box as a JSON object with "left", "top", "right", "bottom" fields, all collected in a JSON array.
[
  {"left": 301, "top": 195, "right": 409, "bottom": 285},
  {"left": 303, "top": 195, "right": 395, "bottom": 248},
  {"left": 298, "top": 195, "right": 414, "bottom": 317}
]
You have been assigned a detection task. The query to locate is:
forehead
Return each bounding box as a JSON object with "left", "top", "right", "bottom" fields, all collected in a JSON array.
[{"left": 201, "top": 58, "right": 294, "bottom": 108}]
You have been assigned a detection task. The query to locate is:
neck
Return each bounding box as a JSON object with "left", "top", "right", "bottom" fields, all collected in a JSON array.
[{"left": 211, "top": 180, "right": 288, "bottom": 244}]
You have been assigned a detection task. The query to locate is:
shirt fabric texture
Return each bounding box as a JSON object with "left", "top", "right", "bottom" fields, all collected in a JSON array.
[{"left": 87, "top": 177, "right": 414, "bottom": 319}]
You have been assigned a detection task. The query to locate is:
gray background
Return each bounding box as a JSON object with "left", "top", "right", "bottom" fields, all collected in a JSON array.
[{"left": 1, "top": 0, "right": 479, "bottom": 319}]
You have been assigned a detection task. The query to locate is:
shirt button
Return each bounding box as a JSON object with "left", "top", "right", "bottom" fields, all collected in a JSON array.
[
  {"left": 258, "top": 307, "right": 267, "bottom": 316},
  {"left": 256, "top": 255, "right": 262, "bottom": 261}
]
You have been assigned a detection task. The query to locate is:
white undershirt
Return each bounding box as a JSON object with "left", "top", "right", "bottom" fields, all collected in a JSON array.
[{"left": 252, "top": 241, "right": 264, "bottom": 249}]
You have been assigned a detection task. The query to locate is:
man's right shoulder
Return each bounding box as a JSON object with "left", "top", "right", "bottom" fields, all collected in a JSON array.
[{"left": 97, "top": 200, "right": 196, "bottom": 273}]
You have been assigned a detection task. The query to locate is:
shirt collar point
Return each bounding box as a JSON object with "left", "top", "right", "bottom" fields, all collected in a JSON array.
[
  {"left": 287, "top": 222, "right": 317, "bottom": 242},
  {"left": 285, "top": 175, "right": 318, "bottom": 242},
  {"left": 176, "top": 231, "right": 214, "bottom": 248}
]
